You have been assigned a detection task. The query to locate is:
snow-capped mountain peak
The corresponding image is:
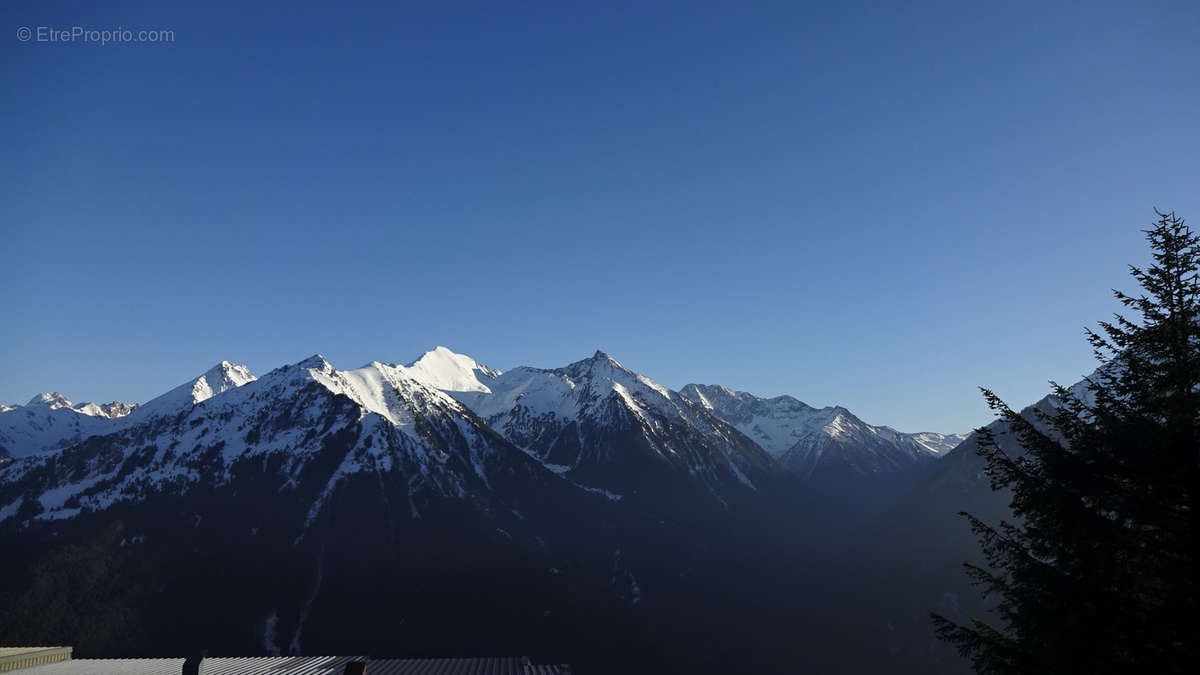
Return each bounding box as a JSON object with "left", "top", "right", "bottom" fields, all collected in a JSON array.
[
  {"left": 1, "top": 391, "right": 139, "bottom": 458},
  {"left": 305, "top": 359, "right": 423, "bottom": 428},
  {"left": 679, "top": 383, "right": 965, "bottom": 481},
  {"left": 558, "top": 351, "right": 674, "bottom": 402},
  {"left": 906, "top": 431, "right": 969, "bottom": 455},
  {"left": 15, "top": 393, "right": 137, "bottom": 420},
  {"left": 193, "top": 361, "right": 256, "bottom": 404},
  {"left": 402, "top": 346, "right": 499, "bottom": 393},
  {"left": 678, "top": 385, "right": 816, "bottom": 456},
  {"left": 589, "top": 349, "right": 618, "bottom": 364},
  {"left": 127, "top": 360, "right": 257, "bottom": 423},
  {"left": 72, "top": 401, "right": 137, "bottom": 419},
  {"left": 568, "top": 349, "right": 625, "bottom": 374},
  {"left": 295, "top": 354, "right": 332, "bottom": 371},
  {"left": 25, "top": 392, "right": 74, "bottom": 410},
  {"left": 280, "top": 351, "right": 495, "bottom": 439},
  {"left": 415, "top": 350, "right": 782, "bottom": 503}
]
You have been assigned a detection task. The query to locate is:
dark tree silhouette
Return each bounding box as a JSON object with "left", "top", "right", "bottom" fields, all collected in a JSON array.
[{"left": 932, "top": 211, "right": 1199, "bottom": 674}]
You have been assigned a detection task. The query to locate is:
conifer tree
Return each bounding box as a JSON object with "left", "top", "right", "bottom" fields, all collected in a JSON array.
[{"left": 932, "top": 211, "right": 1199, "bottom": 674}]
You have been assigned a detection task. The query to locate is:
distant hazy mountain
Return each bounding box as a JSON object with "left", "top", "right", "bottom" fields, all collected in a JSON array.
[
  {"left": 0, "top": 360, "right": 256, "bottom": 459},
  {"left": 0, "top": 392, "right": 136, "bottom": 459},
  {"left": 827, "top": 372, "right": 1102, "bottom": 673},
  {"left": 678, "top": 384, "right": 966, "bottom": 483}
]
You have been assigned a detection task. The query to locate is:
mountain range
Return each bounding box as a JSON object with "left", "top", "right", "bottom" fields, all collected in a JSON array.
[
  {"left": 678, "top": 383, "right": 964, "bottom": 483},
  {"left": 0, "top": 347, "right": 960, "bottom": 480},
  {"left": 0, "top": 346, "right": 1027, "bottom": 675}
]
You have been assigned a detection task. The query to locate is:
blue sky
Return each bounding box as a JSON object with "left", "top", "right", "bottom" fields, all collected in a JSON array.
[{"left": 2, "top": 1, "right": 1198, "bottom": 432}]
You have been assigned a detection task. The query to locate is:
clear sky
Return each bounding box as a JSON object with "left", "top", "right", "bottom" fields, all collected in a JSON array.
[{"left": 2, "top": 1, "right": 1198, "bottom": 433}]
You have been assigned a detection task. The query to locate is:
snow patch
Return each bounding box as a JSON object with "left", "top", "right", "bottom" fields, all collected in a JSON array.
[
  {"left": 574, "top": 483, "right": 623, "bottom": 501},
  {"left": 0, "top": 497, "right": 22, "bottom": 522}
]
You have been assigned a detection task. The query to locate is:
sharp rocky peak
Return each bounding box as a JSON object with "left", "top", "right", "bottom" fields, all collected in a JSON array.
[
  {"left": 192, "top": 361, "right": 256, "bottom": 404},
  {"left": 295, "top": 354, "right": 333, "bottom": 371},
  {"left": 71, "top": 400, "right": 137, "bottom": 419},
  {"left": 563, "top": 349, "right": 630, "bottom": 376},
  {"left": 98, "top": 401, "right": 137, "bottom": 418}
]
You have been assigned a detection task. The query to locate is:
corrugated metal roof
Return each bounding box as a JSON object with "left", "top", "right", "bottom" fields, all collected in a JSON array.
[
  {"left": 206, "top": 657, "right": 361, "bottom": 675},
  {"left": 0, "top": 648, "right": 73, "bottom": 674},
  {"left": 12, "top": 656, "right": 563, "bottom": 675},
  {"left": 365, "top": 658, "right": 523, "bottom": 675},
  {"left": 13, "top": 658, "right": 187, "bottom": 675},
  {"left": 520, "top": 666, "right": 568, "bottom": 675}
]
